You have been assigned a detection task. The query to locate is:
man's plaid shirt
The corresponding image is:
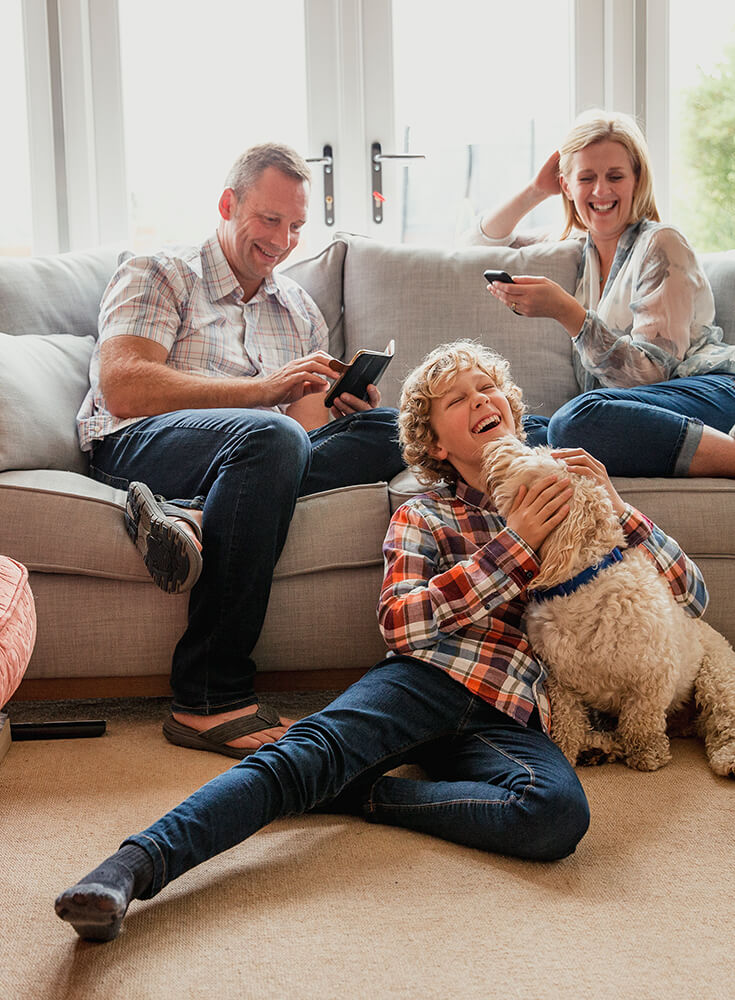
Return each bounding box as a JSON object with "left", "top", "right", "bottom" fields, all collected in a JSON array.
[
  {"left": 378, "top": 478, "right": 708, "bottom": 733},
  {"left": 77, "top": 233, "right": 328, "bottom": 450}
]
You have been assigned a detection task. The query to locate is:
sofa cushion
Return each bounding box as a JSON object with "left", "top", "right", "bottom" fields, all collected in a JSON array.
[
  {"left": 0, "top": 246, "right": 119, "bottom": 339},
  {"left": 0, "top": 333, "right": 94, "bottom": 474},
  {"left": 338, "top": 234, "right": 582, "bottom": 415},
  {"left": 700, "top": 250, "right": 735, "bottom": 344},
  {"left": 0, "top": 556, "right": 37, "bottom": 706},
  {"left": 0, "top": 470, "right": 389, "bottom": 583},
  {"left": 283, "top": 238, "right": 347, "bottom": 359}
]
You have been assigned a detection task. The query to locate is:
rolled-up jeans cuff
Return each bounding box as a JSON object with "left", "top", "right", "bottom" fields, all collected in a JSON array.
[{"left": 673, "top": 417, "right": 703, "bottom": 476}]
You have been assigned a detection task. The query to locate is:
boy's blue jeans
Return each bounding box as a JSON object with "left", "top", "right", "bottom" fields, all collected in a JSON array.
[
  {"left": 90, "top": 407, "right": 404, "bottom": 713},
  {"left": 523, "top": 373, "right": 735, "bottom": 475},
  {"left": 126, "top": 657, "right": 590, "bottom": 895}
]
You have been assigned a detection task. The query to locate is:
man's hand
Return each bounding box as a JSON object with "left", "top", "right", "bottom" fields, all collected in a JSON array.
[
  {"left": 257, "top": 351, "right": 337, "bottom": 406},
  {"left": 329, "top": 383, "right": 382, "bottom": 419},
  {"left": 505, "top": 473, "right": 573, "bottom": 553},
  {"left": 550, "top": 448, "right": 626, "bottom": 515}
]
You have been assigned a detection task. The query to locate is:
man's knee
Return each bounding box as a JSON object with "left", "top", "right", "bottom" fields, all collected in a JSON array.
[{"left": 224, "top": 412, "right": 311, "bottom": 476}]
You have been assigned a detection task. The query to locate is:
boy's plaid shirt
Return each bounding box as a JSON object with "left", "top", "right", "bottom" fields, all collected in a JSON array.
[{"left": 378, "top": 478, "right": 708, "bottom": 733}]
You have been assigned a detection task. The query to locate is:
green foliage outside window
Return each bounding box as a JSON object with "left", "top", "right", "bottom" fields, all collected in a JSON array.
[{"left": 675, "top": 43, "right": 735, "bottom": 252}]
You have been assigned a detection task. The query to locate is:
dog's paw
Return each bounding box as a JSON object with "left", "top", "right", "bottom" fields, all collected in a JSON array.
[
  {"left": 624, "top": 747, "right": 672, "bottom": 771},
  {"left": 577, "top": 747, "right": 615, "bottom": 767},
  {"left": 706, "top": 741, "right": 735, "bottom": 778}
]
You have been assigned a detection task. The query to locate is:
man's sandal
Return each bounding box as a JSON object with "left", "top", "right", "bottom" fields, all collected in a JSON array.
[
  {"left": 162, "top": 705, "right": 284, "bottom": 759},
  {"left": 125, "top": 481, "right": 203, "bottom": 595}
]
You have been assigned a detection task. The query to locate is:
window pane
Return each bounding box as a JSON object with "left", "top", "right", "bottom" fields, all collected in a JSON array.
[
  {"left": 669, "top": 1, "right": 735, "bottom": 252},
  {"left": 391, "top": 0, "right": 572, "bottom": 245},
  {"left": 0, "top": 0, "right": 32, "bottom": 256},
  {"left": 118, "top": 0, "right": 308, "bottom": 254}
]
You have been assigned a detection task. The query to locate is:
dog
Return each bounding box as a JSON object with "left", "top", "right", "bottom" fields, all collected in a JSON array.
[{"left": 482, "top": 436, "right": 735, "bottom": 776}]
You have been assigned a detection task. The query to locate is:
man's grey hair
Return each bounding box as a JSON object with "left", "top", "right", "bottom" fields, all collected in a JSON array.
[{"left": 224, "top": 143, "right": 311, "bottom": 198}]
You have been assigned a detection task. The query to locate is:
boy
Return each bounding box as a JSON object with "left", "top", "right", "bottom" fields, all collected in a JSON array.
[{"left": 55, "top": 341, "right": 599, "bottom": 942}]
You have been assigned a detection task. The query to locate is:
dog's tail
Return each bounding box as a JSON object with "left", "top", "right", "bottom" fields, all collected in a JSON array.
[{"left": 693, "top": 620, "right": 735, "bottom": 777}]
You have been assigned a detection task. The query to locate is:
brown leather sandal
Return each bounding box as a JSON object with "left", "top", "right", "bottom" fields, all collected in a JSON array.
[
  {"left": 125, "top": 481, "right": 203, "bottom": 594},
  {"left": 162, "top": 705, "right": 284, "bottom": 759}
]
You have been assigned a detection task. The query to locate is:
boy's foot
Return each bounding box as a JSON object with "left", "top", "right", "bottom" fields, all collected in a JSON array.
[
  {"left": 165, "top": 703, "right": 295, "bottom": 758},
  {"left": 125, "top": 482, "right": 203, "bottom": 594},
  {"left": 55, "top": 845, "right": 153, "bottom": 942},
  {"left": 55, "top": 882, "right": 131, "bottom": 942}
]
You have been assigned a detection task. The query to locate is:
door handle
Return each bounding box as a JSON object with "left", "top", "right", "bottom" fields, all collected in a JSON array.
[
  {"left": 306, "top": 145, "right": 335, "bottom": 226},
  {"left": 370, "top": 142, "right": 426, "bottom": 223}
]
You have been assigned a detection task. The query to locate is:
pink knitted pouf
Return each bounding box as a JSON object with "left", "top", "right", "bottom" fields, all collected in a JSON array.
[{"left": 0, "top": 556, "right": 37, "bottom": 707}]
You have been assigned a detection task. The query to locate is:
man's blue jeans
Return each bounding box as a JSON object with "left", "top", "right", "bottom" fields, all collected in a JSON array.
[
  {"left": 90, "top": 407, "right": 404, "bottom": 713},
  {"left": 523, "top": 373, "right": 735, "bottom": 476},
  {"left": 126, "top": 657, "right": 590, "bottom": 895}
]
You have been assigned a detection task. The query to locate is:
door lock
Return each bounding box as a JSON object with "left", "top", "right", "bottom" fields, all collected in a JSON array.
[{"left": 306, "top": 145, "right": 335, "bottom": 226}]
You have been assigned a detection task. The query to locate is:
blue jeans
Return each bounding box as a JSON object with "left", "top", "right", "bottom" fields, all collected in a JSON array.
[
  {"left": 90, "top": 407, "right": 404, "bottom": 712},
  {"left": 126, "top": 657, "right": 590, "bottom": 894},
  {"left": 522, "top": 374, "right": 735, "bottom": 476}
]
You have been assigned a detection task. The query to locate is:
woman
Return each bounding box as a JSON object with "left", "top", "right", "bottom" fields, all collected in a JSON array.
[{"left": 468, "top": 108, "right": 735, "bottom": 477}]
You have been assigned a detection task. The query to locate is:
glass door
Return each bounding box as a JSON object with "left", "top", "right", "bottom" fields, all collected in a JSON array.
[
  {"left": 363, "top": 0, "right": 575, "bottom": 245},
  {"left": 116, "top": 0, "right": 336, "bottom": 256}
]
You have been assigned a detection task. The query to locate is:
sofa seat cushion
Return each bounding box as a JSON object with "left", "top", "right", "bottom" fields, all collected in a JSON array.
[
  {"left": 0, "top": 470, "right": 391, "bottom": 583},
  {"left": 612, "top": 477, "right": 735, "bottom": 559},
  {"left": 0, "top": 556, "right": 37, "bottom": 706}
]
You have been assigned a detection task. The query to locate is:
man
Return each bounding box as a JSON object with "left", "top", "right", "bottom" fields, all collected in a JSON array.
[{"left": 77, "top": 143, "right": 403, "bottom": 758}]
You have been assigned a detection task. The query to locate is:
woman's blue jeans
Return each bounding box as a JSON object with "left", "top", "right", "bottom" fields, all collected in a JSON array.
[
  {"left": 523, "top": 373, "right": 735, "bottom": 476},
  {"left": 90, "top": 407, "right": 404, "bottom": 713},
  {"left": 126, "top": 657, "right": 590, "bottom": 895}
]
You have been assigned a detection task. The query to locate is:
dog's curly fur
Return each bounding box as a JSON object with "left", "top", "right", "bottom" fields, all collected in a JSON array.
[{"left": 483, "top": 436, "right": 735, "bottom": 776}]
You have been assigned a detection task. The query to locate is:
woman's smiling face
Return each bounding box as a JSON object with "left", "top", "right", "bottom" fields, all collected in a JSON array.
[{"left": 560, "top": 139, "right": 637, "bottom": 246}]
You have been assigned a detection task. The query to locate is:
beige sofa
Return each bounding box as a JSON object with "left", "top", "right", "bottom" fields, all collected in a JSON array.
[{"left": 2, "top": 235, "right": 735, "bottom": 697}]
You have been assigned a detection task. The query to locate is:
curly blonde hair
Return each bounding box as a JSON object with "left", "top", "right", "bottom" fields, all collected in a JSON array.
[
  {"left": 398, "top": 341, "right": 526, "bottom": 485},
  {"left": 559, "top": 109, "right": 660, "bottom": 239}
]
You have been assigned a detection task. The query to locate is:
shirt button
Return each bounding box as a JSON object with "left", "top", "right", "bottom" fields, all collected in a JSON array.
[{"left": 525, "top": 570, "right": 534, "bottom": 580}]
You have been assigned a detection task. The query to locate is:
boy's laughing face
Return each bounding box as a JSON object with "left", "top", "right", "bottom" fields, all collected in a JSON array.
[{"left": 429, "top": 366, "right": 518, "bottom": 489}]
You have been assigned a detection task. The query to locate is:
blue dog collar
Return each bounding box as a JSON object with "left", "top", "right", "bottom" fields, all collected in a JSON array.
[{"left": 530, "top": 547, "right": 623, "bottom": 603}]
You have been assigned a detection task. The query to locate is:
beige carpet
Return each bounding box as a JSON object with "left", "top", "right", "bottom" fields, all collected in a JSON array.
[{"left": 1, "top": 695, "right": 733, "bottom": 1000}]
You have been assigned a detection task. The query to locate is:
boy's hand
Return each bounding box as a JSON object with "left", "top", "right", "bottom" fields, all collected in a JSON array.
[
  {"left": 505, "top": 474, "right": 573, "bottom": 553},
  {"left": 550, "top": 448, "right": 626, "bottom": 516}
]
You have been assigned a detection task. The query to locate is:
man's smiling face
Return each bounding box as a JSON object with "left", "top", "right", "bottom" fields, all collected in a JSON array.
[
  {"left": 429, "top": 366, "right": 518, "bottom": 489},
  {"left": 217, "top": 165, "right": 310, "bottom": 300}
]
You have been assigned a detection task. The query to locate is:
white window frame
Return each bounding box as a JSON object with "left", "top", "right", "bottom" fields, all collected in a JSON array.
[{"left": 20, "top": 0, "right": 673, "bottom": 254}]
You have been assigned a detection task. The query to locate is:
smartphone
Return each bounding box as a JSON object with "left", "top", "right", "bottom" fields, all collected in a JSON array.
[
  {"left": 483, "top": 269, "right": 515, "bottom": 284},
  {"left": 324, "top": 340, "right": 395, "bottom": 408}
]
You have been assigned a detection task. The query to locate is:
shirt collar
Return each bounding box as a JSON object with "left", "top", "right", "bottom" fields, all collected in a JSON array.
[
  {"left": 200, "top": 233, "right": 290, "bottom": 307},
  {"left": 583, "top": 218, "right": 646, "bottom": 264},
  {"left": 454, "top": 477, "right": 496, "bottom": 513},
  {"left": 582, "top": 219, "right": 646, "bottom": 296}
]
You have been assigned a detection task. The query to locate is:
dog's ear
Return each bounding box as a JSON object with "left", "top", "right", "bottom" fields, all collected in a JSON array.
[
  {"left": 533, "top": 475, "right": 625, "bottom": 588},
  {"left": 482, "top": 437, "right": 533, "bottom": 511}
]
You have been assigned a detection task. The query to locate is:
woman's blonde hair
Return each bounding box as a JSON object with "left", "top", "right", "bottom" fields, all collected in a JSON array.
[
  {"left": 398, "top": 340, "right": 525, "bottom": 485},
  {"left": 559, "top": 109, "right": 660, "bottom": 239}
]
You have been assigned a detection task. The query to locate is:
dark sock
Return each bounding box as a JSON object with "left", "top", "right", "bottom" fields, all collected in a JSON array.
[{"left": 54, "top": 843, "right": 154, "bottom": 942}]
